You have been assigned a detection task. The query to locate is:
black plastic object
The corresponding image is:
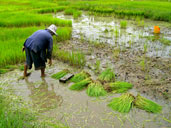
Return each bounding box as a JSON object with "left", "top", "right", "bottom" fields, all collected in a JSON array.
[{"left": 59, "top": 73, "right": 74, "bottom": 83}]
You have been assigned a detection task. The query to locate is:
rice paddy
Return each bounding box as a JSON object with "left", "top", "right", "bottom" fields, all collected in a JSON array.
[{"left": 0, "top": 0, "right": 170, "bottom": 127}]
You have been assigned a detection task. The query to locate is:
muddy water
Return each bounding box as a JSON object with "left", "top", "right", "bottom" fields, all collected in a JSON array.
[
  {"left": 55, "top": 12, "right": 171, "bottom": 58},
  {"left": 0, "top": 61, "right": 170, "bottom": 128}
]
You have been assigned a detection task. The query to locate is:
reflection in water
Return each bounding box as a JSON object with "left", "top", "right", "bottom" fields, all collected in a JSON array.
[{"left": 25, "top": 78, "right": 63, "bottom": 111}]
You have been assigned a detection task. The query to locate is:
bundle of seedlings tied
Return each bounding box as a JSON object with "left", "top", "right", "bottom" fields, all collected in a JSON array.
[
  {"left": 109, "top": 81, "right": 133, "bottom": 93},
  {"left": 98, "top": 68, "right": 115, "bottom": 83},
  {"left": 70, "top": 71, "right": 90, "bottom": 83},
  {"left": 134, "top": 94, "right": 162, "bottom": 113},
  {"left": 108, "top": 93, "right": 135, "bottom": 113},
  {"left": 86, "top": 81, "right": 107, "bottom": 97},
  {"left": 51, "top": 69, "right": 70, "bottom": 79},
  {"left": 69, "top": 78, "right": 92, "bottom": 90}
]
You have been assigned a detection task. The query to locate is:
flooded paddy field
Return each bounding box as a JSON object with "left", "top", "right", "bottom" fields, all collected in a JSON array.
[
  {"left": 1, "top": 9, "right": 171, "bottom": 128},
  {"left": 0, "top": 60, "right": 170, "bottom": 128},
  {"left": 1, "top": 12, "right": 171, "bottom": 126}
]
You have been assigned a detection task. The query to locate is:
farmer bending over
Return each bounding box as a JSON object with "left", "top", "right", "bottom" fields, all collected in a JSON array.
[{"left": 23, "top": 24, "right": 57, "bottom": 77}]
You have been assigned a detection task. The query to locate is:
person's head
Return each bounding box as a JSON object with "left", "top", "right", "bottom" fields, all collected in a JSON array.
[{"left": 46, "top": 24, "right": 58, "bottom": 36}]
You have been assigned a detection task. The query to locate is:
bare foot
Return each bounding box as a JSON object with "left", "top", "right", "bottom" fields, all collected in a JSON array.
[
  {"left": 23, "top": 72, "right": 31, "bottom": 78},
  {"left": 41, "top": 74, "right": 46, "bottom": 77}
]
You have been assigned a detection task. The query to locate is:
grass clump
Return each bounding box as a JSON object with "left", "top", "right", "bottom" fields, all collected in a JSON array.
[
  {"left": 120, "top": 21, "right": 127, "bottom": 29},
  {"left": 69, "top": 78, "right": 91, "bottom": 90},
  {"left": 134, "top": 94, "right": 162, "bottom": 113},
  {"left": 87, "top": 81, "right": 107, "bottom": 97},
  {"left": 108, "top": 93, "right": 135, "bottom": 113},
  {"left": 51, "top": 69, "right": 70, "bottom": 79},
  {"left": 98, "top": 68, "right": 115, "bottom": 83},
  {"left": 70, "top": 71, "right": 90, "bottom": 83}
]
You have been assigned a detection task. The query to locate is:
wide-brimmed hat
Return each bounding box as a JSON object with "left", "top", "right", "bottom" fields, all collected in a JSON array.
[{"left": 47, "top": 24, "right": 58, "bottom": 36}]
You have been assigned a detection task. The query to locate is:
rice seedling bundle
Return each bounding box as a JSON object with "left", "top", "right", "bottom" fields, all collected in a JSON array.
[
  {"left": 86, "top": 81, "right": 107, "bottom": 97},
  {"left": 134, "top": 94, "right": 162, "bottom": 113},
  {"left": 51, "top": 69, "right": 70, "bottom": 79},
  {"left": 109, "top": 81, "right": 133, "bottom": 90},
  {"left": 98, "top": 68, "right": 115, "bottom": 82},
  {"left": 69, "top": 78, "right": 91, "bottom": 90},
  {"left": 108, "top": 93, "right": 135, "bottom": 113},
  {"left": 70, "top": 71, "right": 90, "bottom": 83}
]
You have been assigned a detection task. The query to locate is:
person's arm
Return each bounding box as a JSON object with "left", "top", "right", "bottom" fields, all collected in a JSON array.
[
  {"left": 47, "top": 37, "right": 53, "bottom": 66},
  {"left": 22, "top": 39, "right": 28, "bottom": 52}
]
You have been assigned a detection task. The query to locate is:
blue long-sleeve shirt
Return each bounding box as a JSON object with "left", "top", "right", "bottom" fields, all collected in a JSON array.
[{"left": 24, "top": 29, "right": 53, "bottom": 59}]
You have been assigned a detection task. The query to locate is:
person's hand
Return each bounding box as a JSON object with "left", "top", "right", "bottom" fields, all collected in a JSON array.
[
  {"left": 48, "top": 59, "right": 52, "bottom": 66},
  {"left": 22, "top": 46, "right": 25, "bottom": 52}
]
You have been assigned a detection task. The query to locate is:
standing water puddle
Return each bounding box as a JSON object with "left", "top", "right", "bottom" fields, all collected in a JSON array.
[
  {"left": 55, "top": 12, "right": 171, "bottom": 58},
  {"left": 0, "top": 61, "right": 170, "bottom": 128}
]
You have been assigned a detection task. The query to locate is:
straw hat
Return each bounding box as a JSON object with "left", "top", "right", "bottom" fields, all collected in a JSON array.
[{"left": 47, "top": 24, "right": 58, "bottom": 36}]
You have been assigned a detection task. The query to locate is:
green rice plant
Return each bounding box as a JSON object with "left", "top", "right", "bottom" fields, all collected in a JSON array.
[
  {"left": 159, "top": 38, "right": 171, "bottom": 46},
  {"left": 86, "top": 81, "right": 107, "bottom": 97},
  {"left": 143, "top": 43, "right": 148, "bottom": 53},
  {"left": 108, "top": 93, "right": 135, "bottom": 113},
  {"left": 69, "top": 78, "right": 92, "bottom": 90},
  {"left": 73, "top": 11, "right": 82, "bottom": 19},
  {"left": 109, "top": 81, "right": 133, "bottom": 93},
  {"left": 64, "top": 8, "right": 75, "bottom": 15},
  {"left": 0, "top": 12, "right": 72, "bottom": 27},
  {"left": 98, "top": 68, "right": 115, "bottom": 83},
  {"left": 36, "top": 6, "right": 66, "bottom": 14},
  {"left": 94, "top": 60, "right": 101, "bottom": 73},
  {"left": 53, "top": 47, "right": 86, "bottom": 68},
  {"left": 0, "top": 26, "right": 72, "bottom": 69},
  {"left": 114, "top": 27, "right": 119, "bottom": 38},
  {"left": 70, "top": 71, "right": 90, "bottom": 83},
  {"left": 51, "top": 69, "right": 70, "bottom": 79},
  {"left": 0, "top": 69, "right": 9, "bottom": 74},
  {"left": 120, "top": 21, "right": 127, "bottom": 29},
  {"left": 54, "top": 27, "right": 72, "bottom": 42},
  {"left": 134, "top": 94, "right": 162, "bottom": 113}
]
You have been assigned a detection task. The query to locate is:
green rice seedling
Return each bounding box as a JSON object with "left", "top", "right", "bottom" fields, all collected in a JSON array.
[
  {"left": 36, "top": 6, "right": 66, "bottom": 14},
  {"left": 0, "top": 12, "right": 72, "bottom": 27},
  {"left": 0, "top": 69, "right": 9, "bottom": 74},
  {"left": 94, "top": 60, "right": 101, "bottom": 74},
  {"left": 73, "top": 11, "right": 82, "bottom": 19},
  {"left": 159, "top": 38, "right": 171, "bottom": 46},
  {"left": 120, "top": 21, "right": 127, "bottom": 29},
  {"left": 98, "top": 68, "right": 115, "bottom": 83},
  {"left": 114, "top": 27, "right": 119, "bottom": 38},
  {"left": 51, "top": 69, "right": 70, "bottom": 79},
  {"left": 64, "top": 8, "right": 75, "bottom": 15},
  {"left": 109, "top": 81, "right": 133, "bottom": 91},
  {"left": 134, "top": 94, "right": 162, "bottom": 113},
  {"left": 86, "top": 81, "right": 107, "bottom": 97},
  {"left": 69, "top": 78, "right": 92, "bottom": 90},
  {"left": 143, "top": 43, "right": 148, "bottom": 53},
  {"left": 70, "top": 71, "right": 90, "bottom": 83},
  {"left": 108, "top": 93, "right": 135, "bottom": 113}
]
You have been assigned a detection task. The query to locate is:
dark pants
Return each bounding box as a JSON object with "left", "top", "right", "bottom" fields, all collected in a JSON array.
[{"left": 25, "top": 47, "right": 46, "bottom": 70}]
